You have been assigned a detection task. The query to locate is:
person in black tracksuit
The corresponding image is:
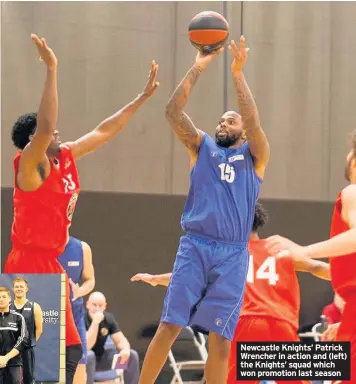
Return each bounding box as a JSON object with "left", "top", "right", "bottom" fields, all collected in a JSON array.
[
  {"left": 10, "top": 278, "right": 43, "bottom": 384},
  {"left": 0, "top": 287, "right": 28, "bottom": 384}
]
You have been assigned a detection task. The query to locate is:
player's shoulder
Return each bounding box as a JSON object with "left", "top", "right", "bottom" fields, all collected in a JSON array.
[
  {"left": 81, "top": 240, "right": 91, "bottom": 250},
  {"left": 341, "top": 184, "right": 356, "bottom": 202},
  {"left": 59, "top": 142, "right": 76, "bottom": 161},
  {"left": 33, "top": 301, "right": 41, "bottom": 309},
  {"left": 60, "top": 142, "right": 73, "bottom": 151}
]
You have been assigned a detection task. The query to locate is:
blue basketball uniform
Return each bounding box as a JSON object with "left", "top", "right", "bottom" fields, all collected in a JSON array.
[
  {"left": 161, "top": 134, "right": 261, "bottom": 340},
  {"left": 58, "top": 236, "right": 88, "bottom": 363}
]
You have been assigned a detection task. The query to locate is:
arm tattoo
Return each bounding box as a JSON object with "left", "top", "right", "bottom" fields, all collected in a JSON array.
[
  {"left": 234, "top": 72, "right": 260, "bottom": 133},
  {"left": 165, "top": 66, "right": 202, "bottom": 151},
  {"left": 234, "top": 72, "right": 269, "bottom": 165}
]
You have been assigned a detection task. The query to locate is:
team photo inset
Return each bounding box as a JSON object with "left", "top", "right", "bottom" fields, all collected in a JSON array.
[{"left": 0, "top": 274, "right": 65, "bottom": 384}]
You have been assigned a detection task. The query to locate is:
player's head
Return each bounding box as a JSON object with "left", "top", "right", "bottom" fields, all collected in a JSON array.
[
  {"left": 13, "top": 277, "right": 29, "bottom": 299},
  {"left": 0, "top": 287, "right": 11, "bottom": 311},
  {"left": 11, "top": 112, "right": 61, "bottom": 156},
  {"left": 86, "top": 291, "right": 107, "bottom": 317},
  {"left": 252, "top": 201, "right": 268, "bottom": 233},
  {"left": 345, "top": 129, "right": 356, "bottom": 182},
  {"left": 215, "top": 111, "right": 245, "bottom": 148}
]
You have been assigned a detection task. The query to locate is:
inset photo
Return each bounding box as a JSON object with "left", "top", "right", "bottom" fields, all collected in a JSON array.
[{"left": 0, "top": 274, "right": 65, "bottom": 384}]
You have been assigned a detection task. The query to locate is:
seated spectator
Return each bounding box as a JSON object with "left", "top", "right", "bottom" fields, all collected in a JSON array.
[
  {"left": 85, "top": 292, "right": 139, "bottom": 384},
  {"left": 322, "top": 293, "right": 344, "bottom": 324}
]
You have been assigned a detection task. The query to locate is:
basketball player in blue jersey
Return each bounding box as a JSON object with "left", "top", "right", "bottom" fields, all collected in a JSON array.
[
  {"left": 58, "top": 237, "right": 95, "bottom": 384},
  {"left": 138, "top": 36, "right": 270, "bottom": 384}
]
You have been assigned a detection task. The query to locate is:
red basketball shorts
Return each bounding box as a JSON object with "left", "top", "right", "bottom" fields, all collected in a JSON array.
[{"left": 227, "top": 316, "right": 310, "bottom": 384}]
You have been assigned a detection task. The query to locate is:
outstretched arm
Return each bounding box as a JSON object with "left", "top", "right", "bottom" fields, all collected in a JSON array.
[
  {"left": 294, "top": 259, "right": 330, "bottom": 280},
  {"left": 165, "top": 49, "right": 223, "bottom": 165},
  {"left": 67, "top": 62, "right": 159, "bottom": 160},
  {"left": 131, "top": 273, "right": 171, "bottom": 287},
  {"left": 266, "top": 185, "right": 356, "bottom": 260},
  {"left": 18, "top": 35, "right": 58, "bottom": 186},
  {"left": 303, "top": 184, "right": 356, "bottom": 259},
  {"left": 229, "top": 37, "right": 270, "bottom": 178}
]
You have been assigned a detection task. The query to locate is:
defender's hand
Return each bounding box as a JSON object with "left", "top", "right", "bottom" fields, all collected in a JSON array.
[
  {"left": 142, "top": 61, "right": 160, "bottom": 97},
  {"left": 229, "top": 36, "right": 249, "bottom": 74},
  {"left": 131, "top": 273, "right": 158, "bottom": 287},
  {"left": 31, "top": 34, "right": 57, "bottom": 70},
  {"left": 195, "top": 47, "right": 224, "bottom": 71},
  {"left": 265, "top": 235, "right": 308, "bottom": 262}
]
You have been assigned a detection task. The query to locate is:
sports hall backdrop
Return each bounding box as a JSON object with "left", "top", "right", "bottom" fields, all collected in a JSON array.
[{"left": 1, "top": 0, "right": 355, "bottom": 364}]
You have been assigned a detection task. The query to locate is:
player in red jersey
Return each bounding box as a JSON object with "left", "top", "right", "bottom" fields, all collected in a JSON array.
[
  {"left": 4, "top": 34, "right": 159, "bottom": 383},
  {"left": 131, "top": 202, "right": 330, "bottom": 384},
  {"left": 266, "top": 130, "right": 356, "bottom": 384}
]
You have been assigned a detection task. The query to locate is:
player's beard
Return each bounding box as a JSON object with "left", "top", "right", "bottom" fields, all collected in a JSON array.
[{"left": 215, "top": 132, "right": 240, "bottom": 148}]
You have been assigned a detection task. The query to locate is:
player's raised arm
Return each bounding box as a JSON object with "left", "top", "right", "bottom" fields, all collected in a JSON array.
[
  {"left": 67, "top": 61, "right": 159, "bottom": 160},
  {"left": 18, "top": 34, "right": 58, "bottom": 176},
  {"left": 165, "top": 49, "right": 222, "bottom": 163},
  {"left": 229, "top": 36, "right": 270, "bottom": 178}
]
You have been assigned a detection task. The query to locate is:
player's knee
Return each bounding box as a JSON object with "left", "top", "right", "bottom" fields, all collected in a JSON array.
[
  {"left": 156, "top": 322, "right": 182, "bottom": 340},
  {"left": 209, "top": 332, "right": 231, "bottom": 360}
]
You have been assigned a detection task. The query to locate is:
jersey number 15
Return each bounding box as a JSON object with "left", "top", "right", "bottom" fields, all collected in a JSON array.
[{"left": 247, "top": 255, "right": 279, "bottom": 285}]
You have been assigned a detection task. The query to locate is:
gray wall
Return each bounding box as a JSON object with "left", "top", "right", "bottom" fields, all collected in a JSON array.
[{"left": 2, "top": 2, "right": 356, "bottom": 200}]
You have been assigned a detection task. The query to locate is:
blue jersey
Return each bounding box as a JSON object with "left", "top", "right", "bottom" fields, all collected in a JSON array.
[
  {"left": 181, "top": 134, "right": 261, "bottom": 243},
  {"left": 58, "top": 236, "right": 84, "bottom": 308}
]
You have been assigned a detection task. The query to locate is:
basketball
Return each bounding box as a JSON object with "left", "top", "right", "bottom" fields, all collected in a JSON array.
[{"left": 188, "top": 11, "right": 229, "bottom": 54}]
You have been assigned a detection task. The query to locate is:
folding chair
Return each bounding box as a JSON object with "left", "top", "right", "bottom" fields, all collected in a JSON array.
[
  {"left": 168, "top": 327, "right": 207, "bottom": 384},
  {"left": 94, "top": 338, "right": 125, "bottom": 383}
]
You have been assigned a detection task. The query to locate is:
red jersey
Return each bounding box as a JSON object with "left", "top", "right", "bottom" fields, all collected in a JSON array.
[
  {"left": 330, "top": 192, "right": 356, "bottom": 299},
  {"left": 240, "top": 238, "right": 300, "bottom": 331},
  {"left": 11, "top": 144, "right": 80, "bottom": 257}
]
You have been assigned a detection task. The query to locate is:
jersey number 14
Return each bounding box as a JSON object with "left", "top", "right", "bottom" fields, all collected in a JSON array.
[{"left": 247, "top": 256, "right": 279, "bottom": 285}]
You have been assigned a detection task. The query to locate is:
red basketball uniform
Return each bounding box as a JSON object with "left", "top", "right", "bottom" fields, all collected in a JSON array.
[
  {"left": 4, "top": 144, "right": 81, "bottom": 346},
  {"left": 329, "top": 192, "right": 356, "bottom": 383},
  {"left": 228, "top": 238, "right": 308, "bottom": 384}
]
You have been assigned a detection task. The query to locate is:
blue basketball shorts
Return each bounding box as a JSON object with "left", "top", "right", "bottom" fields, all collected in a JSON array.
[
  {"left": 160, "top": 233, "right": 249, "bottom": 341},
  {"left": 72, "top": 303, "right": 88, "bottom": 364}
]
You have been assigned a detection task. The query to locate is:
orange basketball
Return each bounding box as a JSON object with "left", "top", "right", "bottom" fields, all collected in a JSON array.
[{"left": 188, "top": 11, "right": 229, "bottom": 53}]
